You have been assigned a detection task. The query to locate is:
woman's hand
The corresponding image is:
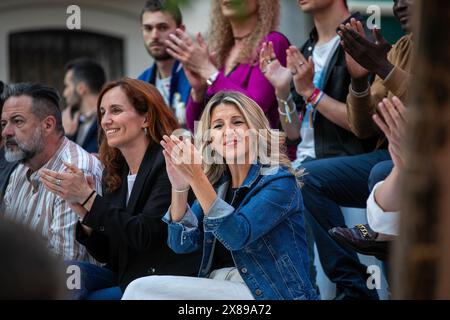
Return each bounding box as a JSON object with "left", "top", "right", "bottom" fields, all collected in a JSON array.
[
  {"left": 287, "top": 46, "right": 315, "bottom": 99},
  {"left": 259, "top": 41, "right": 292, "bottom": 100},
  {"left": 161, "top": 135, "right": 203, "bottom": 190},
  {"left": 183, "top": 66, "right": 206, "bottom": 92},
  {"left": 166, "top": 29, "right": 218, "bottom": 82},
  {"left": 183, "top": 67, "right": 207, "bottom": 102},
  {"left": 372, "top": 96, "right": 408, "bottom": 169},
  {"left": 40, "top": 161, "right": 94, "bottom": 204}
]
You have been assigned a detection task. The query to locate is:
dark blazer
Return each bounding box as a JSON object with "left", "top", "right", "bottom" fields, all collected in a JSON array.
[
  {"left": 76, "top": 142, "right": 201, "bottom": 291},
  {"left": 68, "top": 120, "right": 99, "bottom": 153},
  {"left": 0, "top": 148, "right": 18, "bottom": 205}
]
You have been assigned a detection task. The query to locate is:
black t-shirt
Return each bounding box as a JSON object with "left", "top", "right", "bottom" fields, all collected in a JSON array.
[{"left": 210, "top": 185, "right": 240, "bottom": 270}]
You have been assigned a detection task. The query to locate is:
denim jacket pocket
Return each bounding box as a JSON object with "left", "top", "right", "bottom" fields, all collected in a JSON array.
[{"left": 278, "top": 254, "right": 308, "bottom": 300}]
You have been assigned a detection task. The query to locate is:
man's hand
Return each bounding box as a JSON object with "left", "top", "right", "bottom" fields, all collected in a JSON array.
[
  {"left": 287, "top": 46, "right": 315, "bottom": 99},
  {"left": 338, "top": 18, "right": 393, "bottom": 80},
  {"left": 62, "top": 106, "right": 80, "bottom": 136}
]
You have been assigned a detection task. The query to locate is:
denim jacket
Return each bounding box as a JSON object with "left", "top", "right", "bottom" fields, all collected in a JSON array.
[{"left": 163, "top": 164, "right": 319, "bottom": 300}]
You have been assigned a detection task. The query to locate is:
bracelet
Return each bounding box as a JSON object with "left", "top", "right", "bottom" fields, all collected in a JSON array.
[
  {"left": 276, "top": 94, "right": 295, "bottom": 123},
  {"left": 206, "top": 71, "right": 219, "bottom": 86},
  {"left": 173, "top": 187, "right": 190, "bottom": 193},
  {"left": 350, "top": 82, "right": 370, "bottom": 97},
  {"left": 306, "top": 88, "right": 321, "bottom": 103},
  {"left": 312, "top": 91, "right": 324, "bottom": 109},
  {"left": 81, "top": 190, "right": 96, "bottom": 207}
]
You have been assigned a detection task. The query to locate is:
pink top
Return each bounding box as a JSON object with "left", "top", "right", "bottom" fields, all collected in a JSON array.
[{"left": 186, "top": 31, "right": 291, "bottom": 132}]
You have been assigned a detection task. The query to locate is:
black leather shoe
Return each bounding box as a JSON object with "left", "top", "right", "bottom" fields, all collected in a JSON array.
[{"left": 328, "top": 224, "right": 390, "bottom": 261}]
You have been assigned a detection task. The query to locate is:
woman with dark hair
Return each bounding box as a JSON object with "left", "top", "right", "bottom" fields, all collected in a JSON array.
[{"left": 40, "top": 78, "right": 201, "bottom": 299}]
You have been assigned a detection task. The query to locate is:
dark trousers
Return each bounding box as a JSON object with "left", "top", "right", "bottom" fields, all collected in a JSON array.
[
  {"left": 300, "top": 149, "right": 391, "bottom": 299},
  {"left": 368, "top": 160, "right": 394, "bottom": 192},
  {"left": 65, "top": 261, "right": 122, "bottom": 300}
]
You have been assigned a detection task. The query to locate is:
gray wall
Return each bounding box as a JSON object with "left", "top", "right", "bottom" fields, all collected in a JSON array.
[{"left": 0, "top": 0, "right": 312, "bottom": 82}]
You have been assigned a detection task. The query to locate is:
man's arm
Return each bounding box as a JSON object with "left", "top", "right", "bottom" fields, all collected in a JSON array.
[{"left": 340, "top": 20, "right": 411, "bottom": 138}]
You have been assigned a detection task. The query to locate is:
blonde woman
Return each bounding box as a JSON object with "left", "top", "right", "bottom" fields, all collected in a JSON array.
[
  {"left": 122, "top": 91, "right": 318, "bottom": 300},
  {"left": 165, "top": 0, "right": 290, "bottom": 132}
]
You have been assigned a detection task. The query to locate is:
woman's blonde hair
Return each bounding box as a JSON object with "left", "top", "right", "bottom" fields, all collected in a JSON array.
[
  {"left": 208, "top": 0, "right": 280, "bottom": 69},
  {"left": 195, "top": 91, "right": 299, "bottom": 186}
]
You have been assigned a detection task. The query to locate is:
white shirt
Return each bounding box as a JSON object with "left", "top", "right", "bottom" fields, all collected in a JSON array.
[
  {"left": 367, "top": 181, "right": 399, "bottom": 236},
  {"left": 3, "top": 137, "right": 103, "bottom": 260},
  {"left": 127, "top": 173, "right": 137, "bottom": 206},
  {"left": 155, "top": 75, "right": 171, "bottom": 106},
  {"left": 295, "top": 35, "right": 341, "bottom": 166}
]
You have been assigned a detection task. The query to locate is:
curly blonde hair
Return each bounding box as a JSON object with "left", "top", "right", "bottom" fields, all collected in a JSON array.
[{"left": 208, "top": 0, "right": 280, "bottom": 69}]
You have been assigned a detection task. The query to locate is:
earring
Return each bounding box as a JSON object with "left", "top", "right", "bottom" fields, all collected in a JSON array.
[{"left": 144, "top": 127, "right": 148, "bottom": 136}]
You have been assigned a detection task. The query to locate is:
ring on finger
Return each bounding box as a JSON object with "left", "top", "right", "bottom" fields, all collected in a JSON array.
[{"left": 56, "top": 179, "right": 62, "bottom": 187}]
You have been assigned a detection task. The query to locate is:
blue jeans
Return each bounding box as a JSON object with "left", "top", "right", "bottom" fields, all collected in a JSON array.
[
  {"left": 300, "top": 149, "right": 391, "bottom": 299},
  {"left": 65, "top": 261, "right": 122, "bottom": 300},
  {"left": 368, "top": 160, "right": 394, "bottom": 192},
  {"left": 298, "top": 157, "right": 320, "bottom": 294}
]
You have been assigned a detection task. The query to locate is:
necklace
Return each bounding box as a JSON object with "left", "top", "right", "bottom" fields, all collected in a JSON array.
[{"left": 234, "top": 32, "right": 253, "bottom": 41}]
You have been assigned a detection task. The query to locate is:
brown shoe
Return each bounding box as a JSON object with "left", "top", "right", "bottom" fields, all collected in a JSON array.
[{"left": 328, "top": 224, "right": 390, "bottom": 260}]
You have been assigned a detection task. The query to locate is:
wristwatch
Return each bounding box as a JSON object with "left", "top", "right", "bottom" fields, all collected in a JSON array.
[{"left": 206, "top": 71, "right": 219, "bottom": 86}]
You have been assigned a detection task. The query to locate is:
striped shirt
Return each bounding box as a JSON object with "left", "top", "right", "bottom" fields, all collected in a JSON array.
[{"left": 3, "top": 137, "right": 103, "bottom": 261}]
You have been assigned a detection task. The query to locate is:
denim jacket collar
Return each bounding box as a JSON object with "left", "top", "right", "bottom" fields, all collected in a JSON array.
[{"left": 216, "top": 163, "right": 262, "bottom": 190}]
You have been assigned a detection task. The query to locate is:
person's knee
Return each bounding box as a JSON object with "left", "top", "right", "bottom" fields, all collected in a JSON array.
[
  {"left": 368, "top": 160, "right": 394, "bottom": 191},
  {"left": 300, "top": 161, "right": 327, "bottom": 194}
]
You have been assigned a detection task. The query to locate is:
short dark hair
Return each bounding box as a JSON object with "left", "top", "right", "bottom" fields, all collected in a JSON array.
[
  {"left": 140, "top": 0, "right": 183, "bottom": 26},
  {"left": 2, "top": 83, "right": 64, "bottom": 134},
  {"left": 64, "top": 58, "right": 106, "bottom": 94}
]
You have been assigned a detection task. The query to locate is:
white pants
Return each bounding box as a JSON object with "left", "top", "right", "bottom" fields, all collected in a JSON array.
[{"left": 122, "top": 267, "right": 255, "bottom": 300}]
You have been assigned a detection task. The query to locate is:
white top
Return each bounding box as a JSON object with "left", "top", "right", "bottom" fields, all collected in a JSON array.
[
  {"left": 127, "top": 173, "right": 137, "bottom": 205},
  {"left": 173, "top": 92, "right": 186, "bottom": 126},
  {"left": 155, "top": 74, "right": 171, "bottom": 105},
  {"left": 295, "top": 35, "right": 341, "bottom": 166},
  {"left": 367, "top": 181, "right": 400, "bottom": 236}
]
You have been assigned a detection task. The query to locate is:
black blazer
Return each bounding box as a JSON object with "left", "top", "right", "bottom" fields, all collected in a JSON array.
[{"left": 76, "top": 143, "right": 201, "bottom": 291}]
